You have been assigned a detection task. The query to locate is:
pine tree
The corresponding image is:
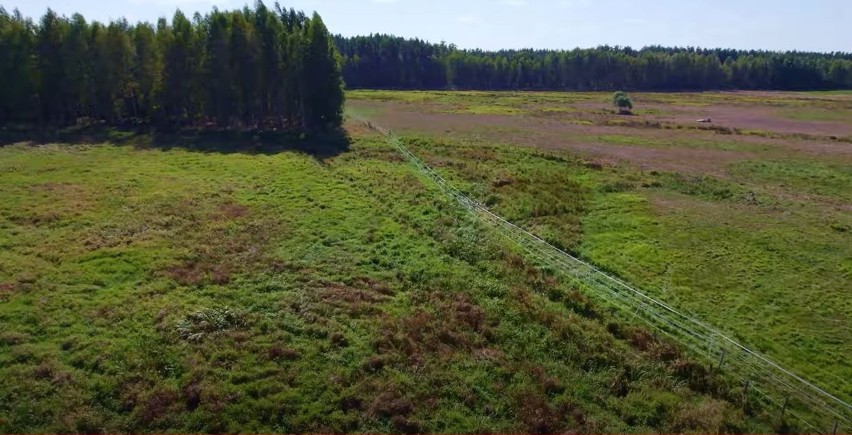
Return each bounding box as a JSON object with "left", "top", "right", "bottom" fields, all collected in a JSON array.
[
  {"left": 130, "top": 22, "right": 160, "bottom": 120},
  {"left": 205, "top": 10, "right": 233, "bottom": 126},
  {"left": 231, "top": 10, "right": 260, "bottom": 126},
  {"left": 160, "top": 11, "right": 199, "bottom": 125},
  {"left": 0, "top": 8, "right": 37, "bottom": 123},
  {"left": 62, "top": 13, "right": 91, "bottom": 120},
  {"left": 300, "top": 12, "right": 343, "bottom": 131},
  {"left": 100, "top": 20, "right": 133, "bottom": 123},
  {"left": 35, "top": 9, "right": 66, "bottom": 125}
]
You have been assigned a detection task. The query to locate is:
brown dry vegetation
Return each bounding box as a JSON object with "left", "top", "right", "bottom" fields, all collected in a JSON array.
[{"left": 349, "top": 91, "right": 852, "bottom": 178}]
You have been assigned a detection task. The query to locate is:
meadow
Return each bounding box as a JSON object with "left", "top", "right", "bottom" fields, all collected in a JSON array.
[
  {"left": 0, "top": 90, "right": 849, "bottom": 433},
  {"left": 347, "top": 90, "right": 852, "bottom": 404}
]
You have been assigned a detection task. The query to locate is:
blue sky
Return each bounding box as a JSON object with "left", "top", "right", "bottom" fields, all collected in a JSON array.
[{"left": 5, "top": 0, "right": 850, "bottom": 52}]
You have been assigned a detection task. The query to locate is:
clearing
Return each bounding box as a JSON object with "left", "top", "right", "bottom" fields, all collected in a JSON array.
[{"left": 0, "top": 90, "right": 849, "bottom": 433}]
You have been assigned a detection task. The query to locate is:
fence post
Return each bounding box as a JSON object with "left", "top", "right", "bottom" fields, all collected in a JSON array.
[
  {"left": 832, "top": 420, "right": 838, "bottom": 435},
  {"left": 717, "top": 349, "right": 726, "bottom": 370},
  {"left": 780, "top": 397, "right": 788, "bottom": 419}
]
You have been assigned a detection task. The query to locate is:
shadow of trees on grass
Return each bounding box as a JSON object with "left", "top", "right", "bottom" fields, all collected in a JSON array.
[{"left": 0, "top": 124, "right": 351, "bottom": 160}]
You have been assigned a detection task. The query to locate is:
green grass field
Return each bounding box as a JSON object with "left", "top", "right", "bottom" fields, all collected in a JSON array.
[
  {"left": 348, "top": 90, "right": 852, "bottom": 405},
  {"left": 1, "top": 90, "right": 850, "bottom": 433},
  {"left": 396, "top": 134, "right": 851, "bottom": 390}
]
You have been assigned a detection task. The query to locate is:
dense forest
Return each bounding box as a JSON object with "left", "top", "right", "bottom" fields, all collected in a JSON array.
[
  {"left": 335, "top": 34, "right": 852, "bottom": 91},
  {"left": 0, "top": 4, "right": 343, "bottom": 131},
  {"left": 3, "top": 7, "right": 850, "bottom": 132}
]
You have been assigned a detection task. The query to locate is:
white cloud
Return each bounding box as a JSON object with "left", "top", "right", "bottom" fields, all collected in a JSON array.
[{"left": 456, "top": 15, "right": 481, "bottom": 24}]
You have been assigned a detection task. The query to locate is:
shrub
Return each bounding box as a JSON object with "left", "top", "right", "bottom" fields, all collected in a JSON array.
[
  {"left": 176, "top": 307, "right": 247, "bottom": 342},
  {"left": 612, "top": 91, "right": 634, "bottom": 114}
]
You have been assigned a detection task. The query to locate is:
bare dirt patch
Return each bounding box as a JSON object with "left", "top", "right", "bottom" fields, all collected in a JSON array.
[
  {"left": 654, "top": 104, "right": 852, "bottom": 137},
  {"left": 571, "top": 142, "right": 747, "bottom": 176},
  {"left": 351, "top": 98, "right": 852, "bottom": 176},
  {"left": 22, "top": 182, "right": 92, "bottom": 220},
  {"left": 343, "top": 117, "right": 382, "bottom": 137},
  {"left": 0, "top": 282, "right": 17, "bottom": 302},
  {"left": 372, "top": 292, "right": 494, "bottom": 367},
  {"left": 216, "top": 202, "right": 249, "bottom": 220},
  {"left": 163, "top": 205, "right": 278, "bottom": 287},
  {"left": 316, "top": 282, "right": 389, "bottom": 314},
  {"left": 29, "top": 182, "right": 81, "bottom": 192},
  {"left": 353, "top": 101, "right": 750, "bottom": 175}
]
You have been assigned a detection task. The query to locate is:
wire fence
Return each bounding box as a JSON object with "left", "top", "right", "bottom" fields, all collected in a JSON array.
[{"left": 361, "top": 119, "right": 851, "bottom": 434}]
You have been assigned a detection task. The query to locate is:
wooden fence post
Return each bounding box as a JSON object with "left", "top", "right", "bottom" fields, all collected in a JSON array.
[{"left": 717, "top": 349, "right": 726, "bottom": 370}]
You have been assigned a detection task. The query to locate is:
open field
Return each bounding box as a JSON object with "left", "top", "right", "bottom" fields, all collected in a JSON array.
[
  {"left": 348, "top": 90, "right": 852, "bottom": 402},
  {"left": 0, "top": 90, "right": 849, "bottom": 433},
  {"left": 0, "top": 126, "right": 783, "bottom": 433}
]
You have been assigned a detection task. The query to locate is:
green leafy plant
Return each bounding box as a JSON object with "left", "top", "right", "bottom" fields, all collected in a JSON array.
[{"left": 612, "top": 91, "right": 634, "bottom": 114}]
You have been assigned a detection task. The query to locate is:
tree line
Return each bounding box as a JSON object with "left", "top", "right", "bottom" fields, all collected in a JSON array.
[
  {"left": 0, "top": 3, "right": 344, "bottom": 131},
  {"left": 335, "top": 34, "right": 852, "bottom": 91}
]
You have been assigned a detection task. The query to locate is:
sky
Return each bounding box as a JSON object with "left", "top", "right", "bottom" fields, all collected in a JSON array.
[{"left": 4, "top": 0, "right": 851, "bottom": 53}]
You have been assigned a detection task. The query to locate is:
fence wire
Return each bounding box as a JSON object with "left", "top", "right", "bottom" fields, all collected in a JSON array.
[{"left": 362, "top": 119, "right": 851, "bottom": 434}]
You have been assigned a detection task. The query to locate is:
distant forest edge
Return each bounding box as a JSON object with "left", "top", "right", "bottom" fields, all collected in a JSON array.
[
  {"left": 335, "top": 34, "right": 852, "bottom": 91},
  {"left": 0, "top": 5, "right": 343, "bottom": 130},
  {"left": 2, "top": 6, "right": 851, "bottom": 131}
]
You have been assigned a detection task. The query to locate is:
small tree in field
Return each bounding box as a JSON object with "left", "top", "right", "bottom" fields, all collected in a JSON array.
[{"left": 612, "top": 91, "right": 633, "bottom": 114}]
